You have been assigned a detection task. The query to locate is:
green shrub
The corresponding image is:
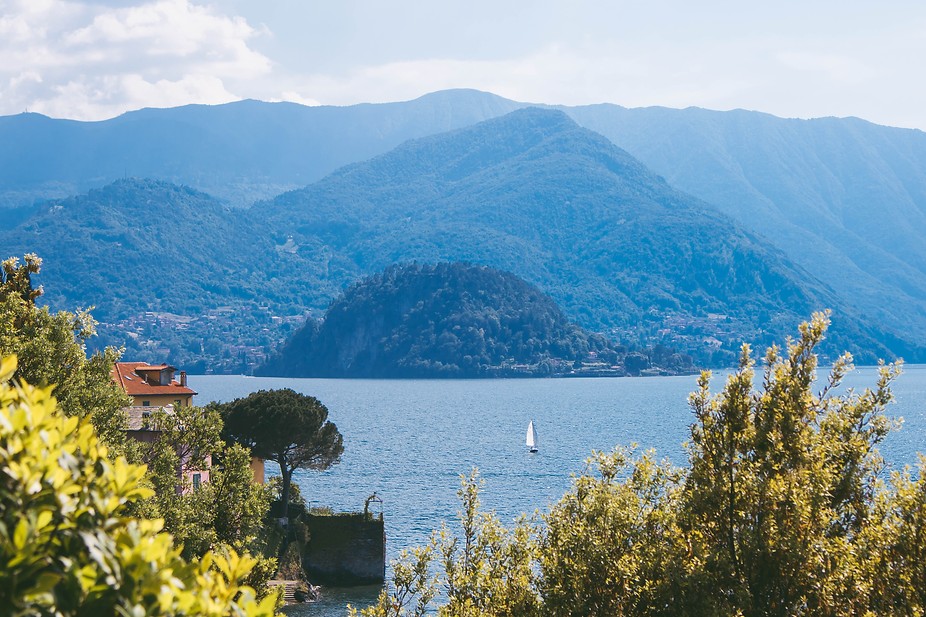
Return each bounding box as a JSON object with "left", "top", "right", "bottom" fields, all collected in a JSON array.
[{"left": 0, "top": 355, "right": 279, "bottom": 616}]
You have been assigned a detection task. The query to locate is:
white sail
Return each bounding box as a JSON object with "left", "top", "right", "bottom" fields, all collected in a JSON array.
[{"left": 526, "top": 420, "right": 538, "bottom": 451}]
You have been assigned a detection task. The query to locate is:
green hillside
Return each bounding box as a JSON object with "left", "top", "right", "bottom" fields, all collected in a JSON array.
[
  {"left": 260, "top": 108, "right": 896, "bottom": 364},
  {"left": 567, "top": 104, "right": 926, "bottom": 346},
  {"left": 0, "top": 179, "right": 338, "bottom": 373},
  {"left": 5, "top": 90, "right": 926, "bottom": 352},
  {"left": 2, "top": 108, "right": 912, "bottom": 371},
  {"left": 259, "top": 263, "right": 640, "bottom": 378}
]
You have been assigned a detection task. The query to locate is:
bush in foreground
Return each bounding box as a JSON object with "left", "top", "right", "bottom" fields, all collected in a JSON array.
[
  {"left": 0, "top": 355, "right": 279, "bottom": 616},
  {"left": 354, "top": 313, "right": 926, "bottom": 617}
]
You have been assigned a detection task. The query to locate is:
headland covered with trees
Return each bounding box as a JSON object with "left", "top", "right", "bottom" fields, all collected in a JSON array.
[
  {"left": 258, "top": 262, "right": 694, "bottom": 378},
  {"left": 4, "top": 251, "right": 926, "bottom": 616}
]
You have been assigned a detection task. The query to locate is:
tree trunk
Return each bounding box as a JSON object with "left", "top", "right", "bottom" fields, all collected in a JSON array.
[{"left": 280, "top": 460, "right": 291, "bottom": 522}]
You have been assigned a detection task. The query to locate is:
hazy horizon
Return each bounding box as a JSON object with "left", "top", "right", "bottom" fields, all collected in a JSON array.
[{"left": 2, "top": 1, "right": 924, "bottom": 130}]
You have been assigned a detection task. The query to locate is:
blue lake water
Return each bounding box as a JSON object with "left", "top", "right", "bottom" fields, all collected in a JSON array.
[{"left": 190, "top": 366, "right": 926, "bottom": 615}]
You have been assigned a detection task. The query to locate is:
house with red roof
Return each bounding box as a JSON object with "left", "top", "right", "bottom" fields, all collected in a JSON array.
[
  {"left": 112, "top": 362, "right": 209, "bottom": 490},
  {"left": 112, "top": 362, "right": 197, "bottom": 408},
  {"left": 112, "top": 361, "right": 265, "bottom": 488}
]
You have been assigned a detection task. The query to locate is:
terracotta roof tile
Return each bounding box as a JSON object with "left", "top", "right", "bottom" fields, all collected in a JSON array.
[{"left": 112, "top": 362, "right": 197, "bottom": 397}]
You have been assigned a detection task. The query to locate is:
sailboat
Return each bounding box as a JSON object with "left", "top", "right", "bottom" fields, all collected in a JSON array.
[{"left": 526, "top": 420, "right": 539, "bottom": 453}]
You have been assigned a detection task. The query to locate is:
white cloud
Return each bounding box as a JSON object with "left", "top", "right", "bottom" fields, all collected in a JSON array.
[
  {"left": 32, "top": 73, "right": 239, "bottom": 119},
  {"left": 270, "top": 23, "right": 926, "bottom": 131},
  {"left": 9, "top": 71, "right": 43, "bottom": 89},
  {"left": 0, "top": 0, "right": 270, "bottom": 119},
  {"left": 275, "top": 91, "right": 322, "bottom": 107},
  {"left": 776, "top": 51, "right": 873, "bottom": 85},
  {"left": 1, "top": 1, "right": 925, "bottom": 129}
]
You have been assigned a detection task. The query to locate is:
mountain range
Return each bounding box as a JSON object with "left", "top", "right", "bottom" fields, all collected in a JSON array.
[
  {"left": 2, "top": 91, "right": 923, "bottom": 370},
  {"left": 0, "top": 90, "right": 521, "bottom": 210},
  {"left": 258, "top": 107, "right": 892, "bottom": 360},
  {"left": 566, "top": 104, "right": 926, "bottom": 347}
]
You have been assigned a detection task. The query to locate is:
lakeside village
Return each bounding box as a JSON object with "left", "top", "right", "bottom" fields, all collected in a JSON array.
[
  {"left": 98, "top": 305, "right": 739, "bottom": 376},
  {"left": 111, "top": 360, "right": 385, "bottom": 605}
]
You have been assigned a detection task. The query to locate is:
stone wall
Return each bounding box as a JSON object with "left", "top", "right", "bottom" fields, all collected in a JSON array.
[{"left": 303, "top": 513, "right": 385, "bottom": 585}]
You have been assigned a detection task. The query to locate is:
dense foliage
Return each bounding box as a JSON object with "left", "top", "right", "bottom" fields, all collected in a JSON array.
[
  {"left": 0, "top": 254, "right": 131, "bottom": 452},
  {"left": 353, "top": 313, "right": 926, "bottom": 616},
  {"left": 0, "top": 355, "right": 278, "bottom": 616},
  {"left": 260, "top": 262, "right": 624, "bottom": 378},
  {"left": 1, "top": 254, "right": 280, "bottom": 599},
  {"left": 131, "top": 405, "right": 274, "bottom": 570},
  {"left": 218, "top": 388, "right": 344, "bottom": 520},
  {"left": 2, "top": 107, "right": 912, "bottom": 372}
]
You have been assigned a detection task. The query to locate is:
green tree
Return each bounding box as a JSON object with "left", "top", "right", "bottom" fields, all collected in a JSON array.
[
  {"left": 350, "top": 545, "right": 436, "bottom": 617},
  {"left": 149, "top": 403, "right": 225, "bottom": 481},
  {"left": 539, "top": 448, "right": 683, "bottom": 617},
  {"left": 680, "top": 312, "right": 900, "bottom": 615},
  {"left": 350, "top": 471, "right": 539, "bottom": 617},
  {"left": 862, "top": 456, "right": 926, "bottom": 612},
  {"left": 207, "top": 444, "right": 278, "bottom": 598},
  {"left": 126, "top": 404, "right": 225, "bottom": 558},
  {"left": 623, "top": 351, "right": 649, "bottom": 375},
  {"left": 217, "top": 388, "right": 344, "bottom": 521},
  {"left": 0, "top": 355, "right": 278, "bottom": 616},
  {"left": 436, "top": 471, "right": 540, "bottom": 617},
  {"left": 132, "top": 405, "right": 273, "bottom": 572},
  {"left": 212, "top": 443, "right": 274, "bottom": 553},
  {"left": 0, "top": 254, "right": 130, "bottom": 453}
]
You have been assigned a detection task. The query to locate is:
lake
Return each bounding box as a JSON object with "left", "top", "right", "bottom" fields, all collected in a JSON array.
[{"left": 190, "top": 365, "right": 926, "bottom": 615}]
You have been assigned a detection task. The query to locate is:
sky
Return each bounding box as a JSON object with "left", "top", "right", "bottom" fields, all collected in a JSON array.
[{"left": 2, "top": 0, "right": 925, "bottom": 129}]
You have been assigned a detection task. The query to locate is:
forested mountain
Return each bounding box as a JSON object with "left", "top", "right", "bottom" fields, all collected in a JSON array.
[
  {"left": 7, "top": 179, "right": 261, "bottom": 320},
  {"left": 4, "top": 89, "right": 925, "bottom": 353},
  {"left": 257, "top": 107, "right": 895, "bottom": 364},
  {"left": 0, "top": 179, "right": 336, "bottom": 372},
  {"left": 0, "top": 90, "right": 520, "bottom": 208},
  {"left": 259, "top": 263, "right": 640, "bottom": 378},
  {"left": 2, "top": 106, "right": 916, "bottom": 370},
  {"left": 566, "top": 105, "right": 926, "bottom": 346}
]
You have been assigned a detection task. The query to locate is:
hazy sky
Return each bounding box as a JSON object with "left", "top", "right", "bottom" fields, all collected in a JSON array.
[{"left": 2, "top": 0, "right": 925, "bottom": 128}]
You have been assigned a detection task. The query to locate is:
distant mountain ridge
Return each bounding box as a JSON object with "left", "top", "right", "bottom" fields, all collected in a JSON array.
[
  {"left": 3, "top": 89, "right": 925, "bottom": 351},
  {"left": 0, "top": 90, "right": 521, "bottom": 208},
  {"left": 2, "top": 103, "right": 919, "bottom": 370}
]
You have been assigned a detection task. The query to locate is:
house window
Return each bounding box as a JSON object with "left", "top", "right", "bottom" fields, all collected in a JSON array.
[
  {"left": 142, "top": 400, "right": 150, "bottom": 406},
  {"left": 192, "top": 473, "right": 201, "bottom": 490},
  {"left": 175, "top": 399, "right": 182, "bottom": 407}
]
